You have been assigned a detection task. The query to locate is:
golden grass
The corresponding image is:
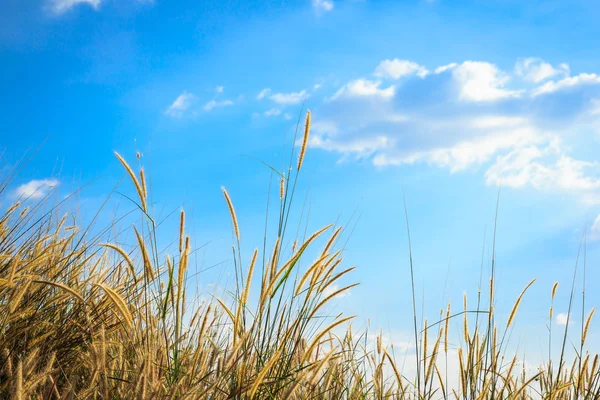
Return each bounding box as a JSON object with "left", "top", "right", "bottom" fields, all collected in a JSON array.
[
  {"left": 297, "top": 110, "right": 311, "bottom": 171},
  {"left": 222, "top": 187, "right": 240, "bottom": 241},
  {"left": 0, "top": 144, "right": 598, "bottom": 400},
  {"left": 506, "top": 278, "right": 536, "bottom": 328}
]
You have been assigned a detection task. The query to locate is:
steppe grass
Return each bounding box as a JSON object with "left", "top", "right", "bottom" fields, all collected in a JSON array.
[{"left": 0, "top": 111, "right": 598, "bottom": 399}]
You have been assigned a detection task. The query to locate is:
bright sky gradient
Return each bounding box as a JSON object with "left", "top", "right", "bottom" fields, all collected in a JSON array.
[{"left": 2, "top": 0, "right": 600, "bottom": 368}]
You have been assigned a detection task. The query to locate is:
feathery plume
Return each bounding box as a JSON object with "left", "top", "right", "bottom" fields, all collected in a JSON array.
[
  {"left": 222, "top": 187, "right": 240, "bottom": 241},
  {"left": 507, "top": 278, "right": 536, "bottom": 328},
  {"left": 297, "top": 110, "right": 311, "bottom": 170}
]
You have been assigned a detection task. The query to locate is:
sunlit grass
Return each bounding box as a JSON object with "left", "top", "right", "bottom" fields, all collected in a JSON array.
[{"left": 0, "top": 112, "right": 598, "bottom": 398}]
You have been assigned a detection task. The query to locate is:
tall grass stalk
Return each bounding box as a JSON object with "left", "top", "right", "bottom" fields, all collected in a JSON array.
[{"left": 0, "top": 131, "right": 598, "bottom": 399}]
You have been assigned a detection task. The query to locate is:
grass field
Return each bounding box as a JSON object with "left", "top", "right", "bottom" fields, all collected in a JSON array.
[{"left": 1, "top": 112, "right": 598, "bottom": 399}]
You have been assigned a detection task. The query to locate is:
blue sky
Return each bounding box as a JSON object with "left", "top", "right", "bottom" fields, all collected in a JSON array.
[{"left": 2, "top": 0, "right": 600, "bottom": 369}]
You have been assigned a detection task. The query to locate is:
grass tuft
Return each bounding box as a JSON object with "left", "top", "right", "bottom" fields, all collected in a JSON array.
[{"left": 0, "top": 133, "right": 597, "bottom": 399}]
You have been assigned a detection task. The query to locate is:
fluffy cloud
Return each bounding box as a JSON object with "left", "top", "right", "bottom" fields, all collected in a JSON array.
[
  {"left": 14, "top": 179, "right": 59, "bottom": 200},
  {"left": 591, "top": 215, "right": 600, "bottom": 240},
  {"left": 313, "top": 0, "right": 334, "bottom": 13},
  {"left": 434, "top": 63, "right": 458, "bottom": 74},
  {"left": 307, "top": 57, "right": 600, "bottom": 201},
  {"left": 203, "top": 99, "right": 234, "bottom": 111},
  {"left": 47, "top": 0, "right": 151, "bottom": 14},
  {"left": 515, "top": 58, "right": 569, "bottom": 83},
  {"left": 166, "top": 91, "right": 235, "bottom": 115},
  {"left": 485, "top": 146, "right": 600, "bottom": 190},
  {"left": 257, "top": 88, "right": 271, "bottom": 100},
  {"left": 311, "top": 135, "right": 389, "bottom": 160},
  {"left": 264, "top": 108, "right": 281, "bottom": 117},
  {"left": 452, "top": 61, "right": 523, "bottom": 101},
  {"left": 374, "top": 125, "right": 543, "bottom": 173},
  {"left": 330, "top": 79, "right": 395, "bottom": 100},
  {"left": 269, "top": 90, "right": 308, "bottom": 105},
  {"left": 165, "top": 91, "right": 197, "bottom": 118},
  {"left": 555, "top": 313, "right": 571, "bottom": 326},
  {"left": 374, "top": 59, "right": 429, "bottom": 79},
  {"left": 257, "top": 88, "right": 309, "bottom": 105},
  {"left": 532, "top": 73, "right": 600, "bottom": 96},
  {"left": 48, "top": 0, "right": 102, "bottom": 14},
  {"left": 322, "top": 284, "right": 352, "bottom": 299}
]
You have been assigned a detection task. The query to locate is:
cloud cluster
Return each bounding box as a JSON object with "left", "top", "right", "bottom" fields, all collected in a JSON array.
[
  {"left": 555, "top": 312, "right": 571, "bottom": 326},
  {"left": 165, "top": 91, "right": 197, "bottom": 118},
  {"left": 257, "top": 88, "right": 308, "bottom": 105},
  {"left": 165, "top": 89, "right": 237, "bottom": 117},
  {"left": 14, "top": 179, "right": 59, "bottom": 200},
  {"left": 330, "top": 79, "right": 395, "bottom": 100},
  {"left": 309, "top": 58, "right": 600, "bottom": 201},
  {"left": 312, "top": 0, "right": 334, "bottom": 13},
  {"left": 264, "top": 108, "right": 282, "bottom": 117},
  {"left": 515, "top": 57, "right": 570, "bottom": 83},
  {"left": 253, "top": 86, "right": 315, "bottom": 120},
  {"left": 203, "top": 99, "right": 234, "bottom": 111},
  {"left": 48, "top": 0, "right": 101, "bottom": 14},
  {"left": 47, "top": 0, "right": 151, "bottom": 15},
  {"left": 322, "top": 284, "right": 352, "bottom": 299},
  {"left": 374, "top": 59, "right": 429, "bottom": 80}
]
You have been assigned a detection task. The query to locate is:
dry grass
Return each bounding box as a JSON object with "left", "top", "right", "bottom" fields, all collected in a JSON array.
[{"left": 1, "top": 112, "right": 599, "bottom": 399}]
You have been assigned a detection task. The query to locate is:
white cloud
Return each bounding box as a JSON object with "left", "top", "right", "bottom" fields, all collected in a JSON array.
[
  {"left": 555, "top": 313, "right": 571, "bottom": 326},
  {"left": 257, "top": 88, "right": 271, "bottom": 100},
  {"left": 485, "top": 145, "right": 549, "bottom": 188},
  {"left": 270, "top": 90, "right": 308, "bottom": 105},
  {"left": 322, "top": 284, "right": 351, "bottom": 299},
  {"left": 591, "top": 215, "right": 600, "bottom": 240},
  {"left": 215, "top": 86, "right": 224, "bottom": 93},
  {"left": 48, "top": 0, "right": 101, "bottom": 14},
  {"left": 165, "top": 91, "right": 196, "bottom": 118},
  {"left": 304, "top": 57, "right": 600, "bottom": 203},
  {"left": 588, "top": 99, "right": 600, "bottom": 116},
  {"left": 532, "top": 73, "right": 600, "bottom": 96},
  {"left": 375, "top": 127, "right": 542, "bottom": 173},
  {"left": 313, "top": 0, "right": 334, "bottom": 13},
  {"left": 485, "top": 144, "right": 600, "bottom": 191},
  {"left": 453, "top": 61, "right": 523, "bottom": 102},
  {"left": 264, "top": 108, "right": 281, "bottom": 117},
  {"left": 258, "top": 88, "right": 309, "bottom": 104},
  {"left": 203, "top": 99, "right": 234, "bottom": 111},
  {"left": 374, "top": 59, "right": 429, "bottom": 79},
  {"left": 48, "top": 0, "right": 152, "bottom": 14},
  {"left": 284, "top": 113, "right": 293, "bottom": 120},
  {"left": 330, "top": 79, "right": 395, "bottom": 100},
  {"left": 548, "top": 156, "right": 600, "bottom": 190},
  {"left": 310, "top": 135, "right": 389, "bottom": 160},
  {"left": 514, "top": 58, "right": 569, "bottom": 83},
  {"left": 312, "top": 120, "right": 339, "bottom": 135},
  {"left": 15, "top": 179, "right": 59, "bottom": 200},
  {"left": 467, "top": 116, "right": 529, "bottom": 129},
  {"left": 434, "top": 63, "right": 458, "bottom": 74}
]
